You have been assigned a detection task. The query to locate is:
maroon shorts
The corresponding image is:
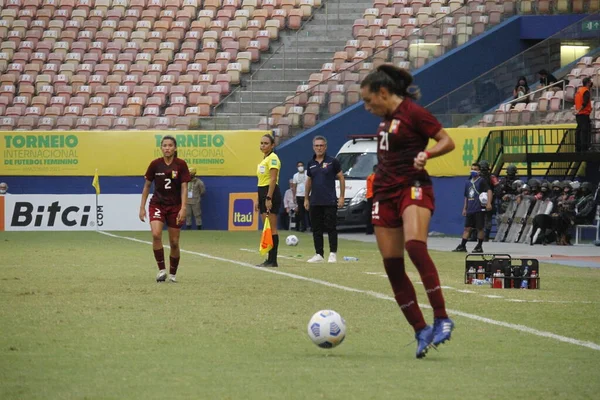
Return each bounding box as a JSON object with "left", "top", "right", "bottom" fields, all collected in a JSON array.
[
  {"left": 149, "top": 203, "right": 182, "bottom": 229},
  {"left": 372, "top": 186, "right": 435, "bottom": 228}
]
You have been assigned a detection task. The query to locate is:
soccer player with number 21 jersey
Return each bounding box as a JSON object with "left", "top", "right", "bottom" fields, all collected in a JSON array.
[{"left": 360, "top": 65, "right": 456, "bottom": 359}]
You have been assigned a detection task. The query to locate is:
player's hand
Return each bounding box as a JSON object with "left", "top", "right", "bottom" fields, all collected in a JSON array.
[
  {"left": 462, "top": 208, "right": 467, "bottom": 217},
  {"left": 265, "top": 199, "right": 272, "bottom": 212},
  {"left": 139, "top": 207, "right": 146, "bottom": 222},
  {"left": 176, "top": 208, "right": 186, "bottom": 226},
  {"left": 486, "top": 203, "right": 492, "bottom": 211},
  {"left": 337, "top": 198, "right": 344, "bottom": 209},
  {"left": 414, "top": 151, "right": 428, "bottom": 170},
  {"left": 254, "top": 202, "right": 259, "bottom": 212},
  {"left": 304, "top": 199, "right": 310, "bottom": 211}
]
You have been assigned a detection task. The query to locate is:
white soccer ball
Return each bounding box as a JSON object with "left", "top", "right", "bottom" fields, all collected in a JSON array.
[
  {"left": 479, "top": 192, "right": 488, "bottom": 205},
  {"left": 286, "top": 234, "right": 299, "bottom": 246},
  {"left": 307, "top": 310, "right": 346, "bottom": 349}
]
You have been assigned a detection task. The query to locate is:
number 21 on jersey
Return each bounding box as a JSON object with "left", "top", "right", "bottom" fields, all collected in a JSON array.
[{"left": 379, "top": 131, "right": 389, "bottom": 151}]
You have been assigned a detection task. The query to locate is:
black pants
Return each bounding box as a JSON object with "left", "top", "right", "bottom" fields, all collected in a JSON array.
[
  {"left": 576, "top": 114, "right": 591, "bottom": 152},
  {"left": 366, "top": 198, "right": 374, "bottom": 234},
  {"left": 280, "top": 211, "right": 289, "bottom": 230},
  {"left": 310, "top": 205, "right": 338, "bottom": 257},
  {"left": 296, "top": 196, "right": 308, "bottom": 231}
]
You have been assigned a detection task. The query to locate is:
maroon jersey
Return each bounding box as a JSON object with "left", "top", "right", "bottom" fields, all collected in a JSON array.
[
  {"left": 145, "top": 157, "right": 191, "bottom": 206},
  {"left": 374, "top": 98, "right": 442, "bottom": 202}
]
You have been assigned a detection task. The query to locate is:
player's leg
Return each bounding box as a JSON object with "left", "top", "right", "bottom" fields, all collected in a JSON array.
[
  {"left": 374, "top": 198, "right": 432, "bottom": 358},
  {"left": 148, "top": 204, "right": 167, "bottom": 282},
  {"left": 403, "top": 204, "right": 454, "bottom": 347},
  {"left": 375, "top": 223, "right": 432, "bottom": 358},
  {"left": 166, "top": 226, "right": 181, "bottom": 282},
  {"left": 150, "top": 219, "right": 167, "bottom": 282}
]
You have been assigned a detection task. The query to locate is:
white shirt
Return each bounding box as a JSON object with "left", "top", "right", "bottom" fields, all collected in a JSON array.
[
  {"left": 284, "top": 189, "right": 296, "bottom": 210},
  {"left": 292, "top": 171, "right": 307, "bottom": 197}
]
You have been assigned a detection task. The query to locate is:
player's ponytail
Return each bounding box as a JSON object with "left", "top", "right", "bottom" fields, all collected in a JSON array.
[
  {"left": 161, "top": 135, "right": 178, "bottom": 158},
  {"left": 361, "top": 64, "right": 420, "bottom": 100}
]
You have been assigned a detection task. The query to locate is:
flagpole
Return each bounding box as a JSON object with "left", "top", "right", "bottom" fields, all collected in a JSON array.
[{"left": 94, "top": 168, "right": 99, "bottom": 232}]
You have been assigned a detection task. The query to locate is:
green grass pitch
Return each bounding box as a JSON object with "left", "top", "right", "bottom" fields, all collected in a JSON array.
[{"left": 1, "top": 231, "right": 599, "bottom": 400}]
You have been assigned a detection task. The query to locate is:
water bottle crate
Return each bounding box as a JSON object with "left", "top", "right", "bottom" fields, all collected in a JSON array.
[{"left": 464, "top": 254, "right": 540, "bottom": 289}]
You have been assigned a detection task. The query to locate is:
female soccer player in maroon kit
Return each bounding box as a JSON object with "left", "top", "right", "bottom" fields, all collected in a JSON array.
[
  {"left": 139, "top": 135, "right": 191, "bottom": 283},
  {"left": 360, "top": 65, "right": 456, "bottom": 358}
]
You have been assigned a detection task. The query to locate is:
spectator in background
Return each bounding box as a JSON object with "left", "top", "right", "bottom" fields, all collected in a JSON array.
[
  {"left": 575, "top": 77, "right": 593, "bottom": 152},
  {"left": 0, "top": 182, "right": 8, "bottom": 195},
  {"left": 293, "top": 161, "right": 309, "bottom": 232},
  {"left": 512, "top": 76, "right": 530, "bottom": 105},
  {"left": 538, "top": 69, "right": 558, "bottom": 87},
  {"left": 282, "top": 179, "right": 297, "bottom": 230},
  {"left": 186, "top": 167, "right": 206, "bottom": 230},
  {"left": 365, "top": 164, "right": 377, "bottom": 235}
]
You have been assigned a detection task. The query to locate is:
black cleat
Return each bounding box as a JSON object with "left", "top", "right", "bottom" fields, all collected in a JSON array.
[
  {"left": 256, "top": 261, "right": 278, "bottom": 268},
  {"left": 472, "top": 246, "right": 484, "bottom": 253},
  {"left": 452, "top": 245, "right": 467, "bottom": 252}
]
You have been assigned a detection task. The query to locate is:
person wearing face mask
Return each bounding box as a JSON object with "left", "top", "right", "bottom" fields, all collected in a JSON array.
[
  {"left": 452, "top": 163, "right": 492, "bottom": 253},
  {"left": 292, "top": 161, "right": 309, "bottom": 232},
  {"left": 575, "top": 77, "right": 593, "bottom": 152},
  {"left": 0, "top": 182, "right": 9, "bottom": 195}
]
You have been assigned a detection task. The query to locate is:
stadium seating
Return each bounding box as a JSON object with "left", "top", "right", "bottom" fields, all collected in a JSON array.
[
  {"left": 261, "top": 0, "right": 521, "bottom": 134},
  {"left": 0, "top": 0, "right": 322, "bottom": 130},
  {"left": 478, "top": 56, "right": 600, "bottom": 127}
]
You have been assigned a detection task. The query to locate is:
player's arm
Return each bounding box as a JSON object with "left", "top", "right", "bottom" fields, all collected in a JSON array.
[
  {"left": 181, "top": 182, "right": 188, "bottom": 209},
  {"left": 427, "top": 129, "right": 455, "bottom": 159},
  {"left": 139, "top": 179, "right": 152, "bottom": 222}
]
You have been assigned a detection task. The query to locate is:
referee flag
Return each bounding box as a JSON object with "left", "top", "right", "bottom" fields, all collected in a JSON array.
[{"left": 259, "top": 218, "right": 273, "bottom": 255}]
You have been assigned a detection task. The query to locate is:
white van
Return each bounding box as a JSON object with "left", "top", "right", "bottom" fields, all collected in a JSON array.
[{"left": 335, "top": 136, "right": 378, "bottom": 228}]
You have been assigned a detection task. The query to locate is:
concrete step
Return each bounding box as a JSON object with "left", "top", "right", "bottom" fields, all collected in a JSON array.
[{"left": 218, "top": 101, "right": 284, "bottom": 115}]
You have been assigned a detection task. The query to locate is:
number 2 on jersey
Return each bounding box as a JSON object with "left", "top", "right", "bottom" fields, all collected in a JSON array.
[
  {"left": 379, "top": 131, "right": 389, "bottom": 151},
  {"left": 164, "top": 178, "right": 172, "bottom": 189}
]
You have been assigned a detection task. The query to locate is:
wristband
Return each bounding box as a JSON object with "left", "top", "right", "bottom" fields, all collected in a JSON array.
[
  {"left": 266, "top": 196, "right": 272, "bottom": 200},
  {"left": 424, "top": 151, "right": 431, "bottom": 159}
]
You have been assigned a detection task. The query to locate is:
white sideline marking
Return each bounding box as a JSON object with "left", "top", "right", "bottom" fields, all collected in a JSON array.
[{"left": 99, "top": 231, "right": 600, "bottom": 352}]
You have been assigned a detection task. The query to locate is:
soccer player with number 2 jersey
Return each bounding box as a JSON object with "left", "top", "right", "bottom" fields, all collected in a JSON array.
[
  {"left": 139, "top": 135, "right": 191, "bottom": 283},
  {"left": 360, "top": 65, "right": 456, "bottom": 359}
]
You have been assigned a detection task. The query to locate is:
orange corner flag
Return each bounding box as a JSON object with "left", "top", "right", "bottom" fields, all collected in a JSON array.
[{"left": 259, "top": 218, "right": 273, "bottom": 255}]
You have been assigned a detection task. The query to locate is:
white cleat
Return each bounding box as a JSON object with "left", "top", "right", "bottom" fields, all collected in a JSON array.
[
  {"left": 168, "top": 274, "right": 177, "bottom": 283},
  {"left": 328, "top": 252, "right": 337, "bottom": 263},
  {"left": 307, "top": 254, "right": 325, "bottom": 263},
  {"left": 156, "top": 270, "right": 167, "bottom": 283}
]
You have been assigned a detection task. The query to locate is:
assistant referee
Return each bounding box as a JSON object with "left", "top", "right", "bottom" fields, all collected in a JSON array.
[{"left": 256, "top": 133, "right": 282, "bottom": 267}]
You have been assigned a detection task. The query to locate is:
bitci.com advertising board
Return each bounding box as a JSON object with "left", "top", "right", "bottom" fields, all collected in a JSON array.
[{"left": 0, "top": 195, "right": 148, "bottom": 231}]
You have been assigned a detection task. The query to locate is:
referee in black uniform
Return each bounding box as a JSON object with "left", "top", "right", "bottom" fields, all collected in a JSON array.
[
  {"left": 304, "top": 136, "right": 346, "bottom": 263},
  {"left": 255, "top": 133, "right": 282, "bottom": 267}
]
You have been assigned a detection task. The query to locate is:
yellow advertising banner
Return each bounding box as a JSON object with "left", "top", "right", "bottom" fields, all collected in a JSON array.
[
  {"left": 426, "top": 124, "right": 575, "bottom": 176},
  {"left": 0, "top": 130, "right": 269, "bottom": 176}
]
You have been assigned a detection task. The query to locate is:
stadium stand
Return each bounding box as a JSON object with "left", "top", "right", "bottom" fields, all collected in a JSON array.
[{"left": 0, "top": 0, "right": 322, "bottom": 130}]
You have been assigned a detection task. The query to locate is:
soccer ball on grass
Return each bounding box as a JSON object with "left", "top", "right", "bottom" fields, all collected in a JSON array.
[
  {"left": 307, "top": 310, "right": 346, "bottom": 349},
  {"left": 286, "top": 235, "right": 299, "bottom": 246}
]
